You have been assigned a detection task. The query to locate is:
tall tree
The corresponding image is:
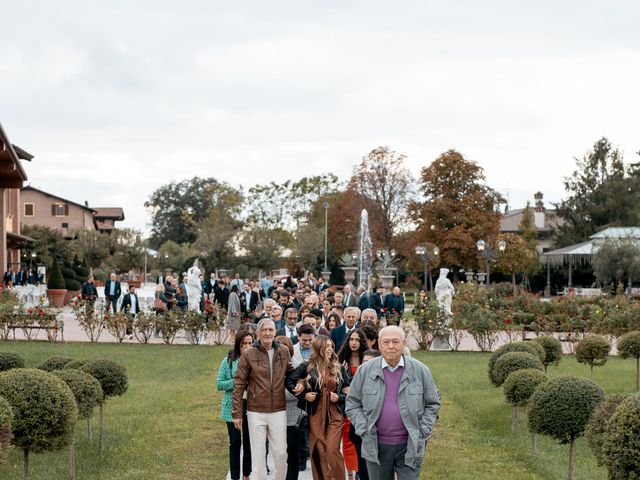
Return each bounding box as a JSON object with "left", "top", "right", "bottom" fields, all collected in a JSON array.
[
  {"left": 349, "top": 146, "right": 414, "bottom": 248},
  {"left": 239, "top": 226, "right": 292, "bottom": 272},
  {"left": 409, "top": 149, "right": 505, "bottom": 271},
  {"left": 555, "top": 138, "right": 640, "bottom": 246},
  {"left": 145, "top": 177, "right": 243, "bottom": 248},
  {"left": 494, "top": 233, "right": 538, "bottom": 293},
  {"left": 592, "top": 239, "right": 640, "bottom": 286}
]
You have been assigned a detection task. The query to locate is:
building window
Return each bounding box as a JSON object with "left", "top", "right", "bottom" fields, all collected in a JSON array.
[
  {"left": 24, "top": 203, "right": 34, "bottom": 217},
  {"left": 52, "top": 203, "right": 68, "bottom": 217},
  {"left": 61, "top": 222, "right": 69, "bottom": 228}
]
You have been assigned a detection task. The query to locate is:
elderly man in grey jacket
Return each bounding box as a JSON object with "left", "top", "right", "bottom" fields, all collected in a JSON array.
[{"left": 346, "top": 326, "right": 440, "bottom": 480}]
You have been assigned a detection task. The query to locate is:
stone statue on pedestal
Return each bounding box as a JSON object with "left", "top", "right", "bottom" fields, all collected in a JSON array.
[
  {"left": 187, "top": 261, "right": 203, "bottom": 312},
  {"left": 435, "top": 268, "right": 455, "bottom": 315}
]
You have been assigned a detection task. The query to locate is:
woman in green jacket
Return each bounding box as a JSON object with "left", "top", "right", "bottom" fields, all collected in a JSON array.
[{"left": 216, "top": 329, "right": 255, "bottom": 480}]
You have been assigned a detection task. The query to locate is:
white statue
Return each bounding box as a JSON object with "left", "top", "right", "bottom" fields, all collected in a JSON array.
[
  {"left": 186, "top": 260, "right": 203, "bottom": 312},
  {"left": 435, "top": 268, "right": 455, "bottom": 315}
]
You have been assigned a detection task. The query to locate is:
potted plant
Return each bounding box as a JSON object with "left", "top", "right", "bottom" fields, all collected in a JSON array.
[
  {"left": 46, "top": 258, "right": 67, "bottom": 307},
  {"left": 339, "top": 253, "right": 358, "bottom": 286}
]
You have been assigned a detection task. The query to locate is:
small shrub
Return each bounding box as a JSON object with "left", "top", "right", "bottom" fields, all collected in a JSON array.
[
  {"left": 601, "top": 393, "right": 640, "bottom": 479},
  {"left": 47, "top": 258, "right": 66, "bottom": 290},
  {"left": 0, "top": 369, "right": 77, "bottom": 479},
  {"left": 488, "top": 342, "right": 545, "bottom": 385},
  {"left": 491, "top": 351, "right": 544, "bottom": 387},
  {"left": 0, "top": 396, "right": 12, "bottom": 463},
  {"left": 503, "top": 368, "right": 547, "bottom": 433},
  {"left": 0, "top": 352, "right": 25, "bottom": 373},
  {"left": 133, "top": 312, "right": 155, "bottom": 343},
  {"left": 617, "top": 331, "right": 640, "bottom": 390},
  {"left": 528, "top": 376, "right": 604, "bottom": 480},
  {"left": 52, "top": 369, "right": 103, "bottom": 419},
  {"left": 64, "top": 278, "right": 82, "bottom": 291},
  {"left": 576, "top": 335, "right": 610, "bottom": 379},
  {"left": 38, "top": 356, "right": 74, "bottom": 372},
  {"left": 532, "top": 335, "right": 563, "bottom": 372},
  {"left": 585, "top": 393, "right": 632, "bottom": 466}
]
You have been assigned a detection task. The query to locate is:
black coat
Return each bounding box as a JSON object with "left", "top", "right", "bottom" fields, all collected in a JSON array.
[
  {"left": 81, "top": 281, "right": 98, "bottom": 300},
  {"left": 104, "top": 280, "right": 122, "bottom": 299},
  {"left": 369, "top": 293, "right": 384, "bottom": 317},
  {"left": 286, "top": 363, "right": 350, "bottom": 416},
  {"left": 240, "top": 290, "right": 259, "bottom": 313},
  {"left": 121, "top": 293, "right": 141, "bottom": 314}
]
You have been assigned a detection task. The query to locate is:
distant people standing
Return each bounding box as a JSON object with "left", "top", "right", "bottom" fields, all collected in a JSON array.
[
  {"left": 383, "top": 287, "right": 405, "bottom": 325},
  {"left": 227, "top": 285, "right": 242, "bottom": 340},
  {"left": 104, "top": 272, "right": 121, "bottom": 313},
  {"left": 81, "top": 275, "right": 98, "bottom": 302},
  {"left": 260, "top": 274, "right": 272, "bottom": 299},
  {"left": 121, "top": 285, "right": 140, "bottom": 338},
  {"left": 231, "top": 273, "right": 245, "bottom": 291}
]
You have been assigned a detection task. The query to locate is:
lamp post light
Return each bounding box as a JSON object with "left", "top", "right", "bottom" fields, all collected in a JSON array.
[
  {"left": 323, "top": 202, "right": 329, "bottom": 272},
  {"left": 476, "top": 238, "right": 506, "bottom": 285},
  {"left": 415, "top": 244, "right": 439, "bottom": 295},
  {"left": 30, "top": 252, "right": 36, "bottom": 270}
]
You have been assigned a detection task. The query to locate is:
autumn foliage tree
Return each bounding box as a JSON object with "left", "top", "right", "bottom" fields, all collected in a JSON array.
[
  {"left": 410, "top": 150, "right": 505, "bottom": 272},
  {"left": 349, "top": 146, "right": 414, "bottom": 248},
  {"left": 494, "top": 233, "right": 538, "bottom": 294}
]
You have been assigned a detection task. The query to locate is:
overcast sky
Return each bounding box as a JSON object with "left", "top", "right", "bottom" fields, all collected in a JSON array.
[{"left": 2, "top": 0, "right": 639, "bottom": 231}]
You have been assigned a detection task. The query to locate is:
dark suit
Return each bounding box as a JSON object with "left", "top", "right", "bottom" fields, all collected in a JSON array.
[
  {"left": 358, "top": 294, "right": 371, "bottom": 311},
  {"left": 203, "top": 279, "right": 216, "bottom": 295},
  {"left": 276, "top": 325, "right": 299, "bottom": 345},
  {"left": 369, "top": 293, "right": 384, "bottom": 318},
  {"left": 240, "top": 290, "right": 259, "bottom": 315},
  {"left": 343, "top": 292, "right": 358, "bottom": 308},
  {"left": 330, "top": 323, "right": 359, "bottom": 352},
  {"left": 383, "top": 294, "right": 405, "bottom": 316},
  {"left": 104, "top": 279, "right": 122, "bottom": 312},
  {"left": 81, "top": 281, "right": 98, "bottom": 301},
  {"left": 121, "top": 293, "right": 141, "bottom": 315}
]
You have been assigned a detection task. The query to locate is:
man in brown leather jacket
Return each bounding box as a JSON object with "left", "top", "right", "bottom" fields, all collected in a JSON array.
[{"left": 233, "top": 317, "right": 293, "bottom": 480}]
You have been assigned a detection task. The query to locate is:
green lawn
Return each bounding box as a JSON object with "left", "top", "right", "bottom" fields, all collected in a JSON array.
[{"left": 0, "top": 341, "right": 634, "bottom": 479}]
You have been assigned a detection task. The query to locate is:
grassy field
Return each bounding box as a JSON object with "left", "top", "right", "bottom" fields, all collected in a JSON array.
[{"left": 0, "top": 341, "right": 634, "bottom": 479}]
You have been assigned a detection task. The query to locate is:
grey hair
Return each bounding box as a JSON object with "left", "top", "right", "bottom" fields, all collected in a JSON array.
[
  {"left": 256, "top": 317, "right": 275, "bottom": 337},
  {"left": 263, "top": 299, "right": 276, "bottom": 306},
  {"left": 379, "top": 325, "right": 406, "bottom": 342},
  {"left": 362, "top": 308, "right": 377, "bottom": 318},
  {"left": 344, "top": 306, "right": 361, "bottom": 317}
]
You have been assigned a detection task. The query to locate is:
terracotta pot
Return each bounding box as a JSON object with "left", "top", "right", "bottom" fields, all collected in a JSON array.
[
  {"left": 64, "top": 289, "right": 80, "bottom": 306},
  {"left": 47, "top": 289, "right": 68, "bottom": 308}
]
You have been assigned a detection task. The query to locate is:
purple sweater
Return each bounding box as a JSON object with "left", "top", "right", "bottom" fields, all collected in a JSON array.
[{"left": 376, "top": 367, "right": 409, "bottom": 445}]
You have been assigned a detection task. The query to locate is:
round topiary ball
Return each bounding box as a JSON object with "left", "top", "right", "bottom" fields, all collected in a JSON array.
[
  {"left": 532, "top": 335, "right": 563, "bottom": 370},
  {"left": 503, "top": 368, "right": 548, "bottom": 407},
  {"left": 0, "top": 368, "right": 77, "bottom": 453},
  {"left": 0, "top": 353, "right": 25, "bottom": 373},
  {"left": 601, "top": 393, "right": 640, "bottom": 479},
  {"left": 52, "top": 369, "right": 103, "bottom": 419},
  {"left": 618, "top": 331, "right": 640, "bottom": 359},
  {"left": 585, "top": 393, "right": 632, "bottom": 466},
  {"left": 576, "top": 335, "right": 610, "bottom": 368},
  {"left": 528, "top": 375, "right": 605, "bottom": 444},
  {"left": 488, "top": 342, "right": 545, "bottom": 385},
  {"left": 63, "top": 359, "right": 89, "bottom": 370},
  {"left": 38, "top": 356, "right": 74, "bottom": 372},
  {"left": 491, "top": 351, "right": 544, "bottom": 387},
  {"left": 80, "top": 359, "right": 128, "bottom": 399},
  {"left": 0, "top": 396, "right": 13, "bottom": 463}
]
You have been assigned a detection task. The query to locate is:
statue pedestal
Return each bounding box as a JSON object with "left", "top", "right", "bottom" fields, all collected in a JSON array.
[
  {"left": 341, "top": 267, "right": 357, "bottom": 286},
  {"left": 321, "top": 271, "right": 331, "bottom": 282},
  {"left": 379, "top": 274, "right": 394, "bottom": 292},
  {"left": 430, "top": 334, "right": 452, "bottom": 351}
]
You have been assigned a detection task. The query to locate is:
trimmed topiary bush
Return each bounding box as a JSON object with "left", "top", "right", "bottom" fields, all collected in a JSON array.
[
  {"left": 585, "top": 393, "right": 632, "bottom": 466},
  {"left": 63, "top": 359, "right": 89, "bottom": 370},
  {"left": 491, "top": 351, "right": 544, "bottom": 387},
  {"left": 488, "top": 342, "right": 545, "bottom": 385},
  {"left": 617, "top": 331, "right": 640, "bottom": 391},
  {"left": 576, "top": 335, "right": 610, "bottom": 380},
  {"left": 528, "top": 376, "right": 605, "bottom": 480},
  {"left": 0, "top": 352, "right": 25, "bottom": 372},
  {"left": 601, "top": 393, "right": 640, "bottom": 479},
  {"left": 53, "top": 369, "right": 103, "bottom": 479},
  {"left": 80, "top": 359, "right": 128, "bottom": 456},
  {"left": 0, "top": 368, "right": 78, "bottom": 480},
  {"left": 38, "top": 356, "right": 74, "bottom": 373},
  {"left": 47, "top": 258, "right": 66, "bottom": 290},
  {"left": 503, "top": 368, "right": 547, "bottom": 435},
  {"left": 532, "top": 335, "right": 562, "bottom": 372},
  {"left": 0, "top": 396, "right": 12, "bottom": 464}
]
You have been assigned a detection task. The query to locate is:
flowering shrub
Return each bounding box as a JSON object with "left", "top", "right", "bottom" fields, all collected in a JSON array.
[
  {"left": 412, "top": 300, "right": 450, "bottom": 350},
  {"left": 70, "top": 297, "right": 104, "bottom": 342}
]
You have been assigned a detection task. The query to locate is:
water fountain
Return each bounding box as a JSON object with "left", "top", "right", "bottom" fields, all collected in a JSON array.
[{"left": 357, "top": 210, "right": 374, "bottom": 291}]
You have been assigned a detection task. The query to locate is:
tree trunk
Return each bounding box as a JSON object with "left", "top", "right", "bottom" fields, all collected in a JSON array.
[
  {"left": 99, "top": 404, "right": 104, "bottom": 457},
  {"left": 68, "top": 443, "right": 76, "bottom": 480},
  {"left": 512, "top": 272, "right": 517, "bottom": 296},
  {"left": 531, "top": 432, "right": 537, "bottom": 457},
  {"left": 568, "top": 437, "right": 575, "bottom": 480},
  {"left": 511, "top": 406, "right": 518, "bottom": 432},
  {"left": 636, "top": 356, "right": 639, "bottom": 391},
  {"left": 87, "top": 418, "right": 93, "bottom": 444},
  {"left": 590, "top": 364, "right": 594, "bottom": 380},
  {"left": 23, "top": 449, "right": 29, "bottom": 480}
]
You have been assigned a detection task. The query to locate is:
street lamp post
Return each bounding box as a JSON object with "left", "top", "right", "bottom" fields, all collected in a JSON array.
[
  {"left": 476, "top": 239, "right": 507, "bottom": 285},
  {"left": 323, "top": 202, "right": 329, "bottom": 271},
  {"left": 415, "top": 244, "right": 440, "bottom": 295}
]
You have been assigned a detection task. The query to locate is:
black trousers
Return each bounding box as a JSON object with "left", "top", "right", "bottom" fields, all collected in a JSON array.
[
  {"left": 349, "top": 424, "right": 369, "bottom": 480},
  {"left": 226, "top": 416, "right": 251, "bottom": 480},
  {"left": 298, "top": 416, "right": 309, "bottom": 468},
  {"left": 286, "top": 425, "right": 301, "bottom": 480}
]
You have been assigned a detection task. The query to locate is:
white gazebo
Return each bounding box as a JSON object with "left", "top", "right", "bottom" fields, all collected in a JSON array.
[{"left": 541, "top": 227, "right": 640, "bottom": 295}]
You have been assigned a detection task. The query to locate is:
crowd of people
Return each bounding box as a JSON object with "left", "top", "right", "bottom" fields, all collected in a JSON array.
[
  {"left": 215, "top": 272, "right": 440, "bottom": 480},
  {"left": 2, "top": 267, "right": 43, "bottom": 287}
]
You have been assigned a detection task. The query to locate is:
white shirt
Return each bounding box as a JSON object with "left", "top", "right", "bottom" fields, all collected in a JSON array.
[
  {"left": 381, "top": 355, "right": 405, "bottom": 373},
  {"left": 129, "top": 293, "right": 137, "bottom": 313}
]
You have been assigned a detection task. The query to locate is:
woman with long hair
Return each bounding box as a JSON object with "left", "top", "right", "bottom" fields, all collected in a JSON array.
[
  {"left": 287, "top": 335, "right": 349, "bottom": 479},
  {"left": 337, "top": 329, "right": 368, "bottom": 480},
  {"left": 227, "top": 284, "right": 242, "bottom": 341},
  {"left": 216, "top": 329, "right": 255, "bottom": 480}
]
